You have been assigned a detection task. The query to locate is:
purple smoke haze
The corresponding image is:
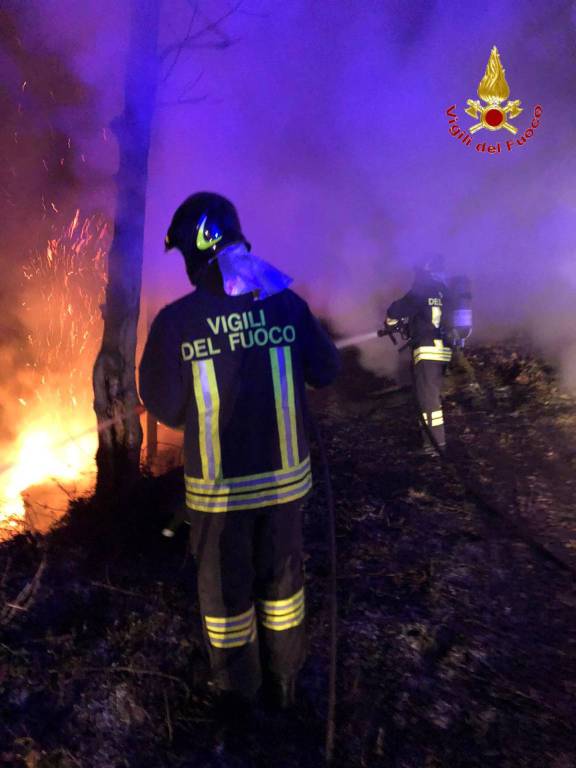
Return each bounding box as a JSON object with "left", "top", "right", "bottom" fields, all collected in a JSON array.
[{"left": 5, "top": 0, "right": 576, "bottom": 383}]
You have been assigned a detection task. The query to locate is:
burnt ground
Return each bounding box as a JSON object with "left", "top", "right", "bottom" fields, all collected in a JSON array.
[{"left": 1, "top": 340, "right": 576, "bottom": 768}]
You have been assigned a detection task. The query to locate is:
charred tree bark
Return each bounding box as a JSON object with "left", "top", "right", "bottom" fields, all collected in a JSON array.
[{"left": 93, "top": 0, "right": 160, "bottom": 498}]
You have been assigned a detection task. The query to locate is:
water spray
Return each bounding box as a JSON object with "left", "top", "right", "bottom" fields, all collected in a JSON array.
[
  {"left": 336, "top": 323, "right": 409, "bottom": 350},
  {"left": 335, "top": 330, "right": 380, "bottom": 350}
]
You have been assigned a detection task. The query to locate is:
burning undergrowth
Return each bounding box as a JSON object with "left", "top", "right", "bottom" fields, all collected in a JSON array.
[
  {"left": 0, "top": 211, "right": 109, "bottom": 535},
  {"left": 1, "top": 342, "right": 575, "bottom": 767}
]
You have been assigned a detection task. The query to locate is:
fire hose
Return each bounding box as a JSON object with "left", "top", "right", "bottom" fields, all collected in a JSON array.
[{"left": 308, "top": 412, "right": 338, "bottom": 765}]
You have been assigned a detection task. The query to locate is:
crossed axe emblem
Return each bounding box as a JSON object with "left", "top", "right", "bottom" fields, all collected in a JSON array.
[{"left": 465, "top": 99, "right": 523, "bottom": 135}]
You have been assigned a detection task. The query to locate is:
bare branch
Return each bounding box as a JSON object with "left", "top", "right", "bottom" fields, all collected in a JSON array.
[
  {"left": 160, "top": 0, "right": 243, "bottom": 66},
  {"left": 1, "top": 554, "right": 46, "bottom": 626},
  {"left": 162, "top": 2, "right": 200, "bottom": 82},
  {"left": 178, "top": 69, "right": 205, "bottom": 93},
  {"left": 158, "top": 95, "right": 209, "bottom": 108}
]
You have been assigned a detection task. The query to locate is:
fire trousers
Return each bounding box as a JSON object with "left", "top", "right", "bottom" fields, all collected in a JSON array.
[
  {"left": 188, "top": 500, "right": 306, "bottom": 698},
  {"left": 412, "top": 359, "right": 447, "bottom": 449}
]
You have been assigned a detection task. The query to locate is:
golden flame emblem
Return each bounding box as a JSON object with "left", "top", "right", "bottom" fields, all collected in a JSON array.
[{"left": 465, "top": 46, "right": 522, "bottom": 134}]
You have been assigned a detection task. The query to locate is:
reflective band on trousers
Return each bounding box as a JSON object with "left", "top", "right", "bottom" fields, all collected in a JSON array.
[
  {"left": 258, "top": 587, "right": 305, "bottom": 631},
  {"left": 422, "top": 409, "right": 444, "bottom": 427},
  {"left": 204, "top": 606, "right": 257, "bottom": 649}
]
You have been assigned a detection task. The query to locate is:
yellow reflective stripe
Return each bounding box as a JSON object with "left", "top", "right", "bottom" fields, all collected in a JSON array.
[
  {"left": 284, "top": 348, "right": 299, "bottom": 466},
  {"left": 260, "top": 605, "right": 305, "bottom": 632},
  {"left": 414, "top": 351, "right": 452, "bottom": 358},
  {"left": 205, "top": 361, "right": 221, "bottom": 479},
  {"left": 207, "top": 624, "right": 257, "bottom": 649},
  {"left": 386, "top": 317, "right": 399, "bottom": 326},
  {"left": 185, "top": 472, "right": 312, "bottom": 513},
  {"left": 414, "top": 343, "right": 450, "bottom": 351},
  {"left": 270, "top": 348, "right": 289, "bottom": 469},
  {"left": 262, "top": 617, "right": 303, "bottom": 632},
  {"left": 207, "top": 625, "right": 253, "bottom": 640},
  {"left": 414, "top": 352, "right": 452, "bottom": 364},
  {"left": 261, "top": 602, "right": 304, "bottom": 622},
  {"left": 422, "top": 410, "right": 443, "bottom": 426},
  {"left": 192, "top": 362, "right": 209, "bottom": 478},
  {"left": 258, "top": 589, "right": 305, "bottom": 631},
  {"left": 184, "top": 456, "right": 311, "bottom": 495},
  {"left": 262, "top": 607, "right": 303, "bottom": 623},
  {"left": 430, "top": 409, "right": 443, "bottom": 426},
  {"left": 209, "top": 638, "right": 251, "bottom": 649},
  {"left": 204, "top": 606, "right": 254, "bottom": 627},
  {"left": 259, "top": 588, "right": 304, "bottom": 613},
  {"left": 191, "top": 360, "right": 221, "bottom": 479},
  {"left": 204, "top": 607, "right": 257, "bottom": 648},
  {"left": 413, "top": 344, "right": 452, "bottom": 360},
  {"left": 260, "top": 604, "right": 304, "bottom": 624}
]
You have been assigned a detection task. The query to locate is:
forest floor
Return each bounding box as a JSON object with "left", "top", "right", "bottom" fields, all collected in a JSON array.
[{"left": 1, "top": 340, "right": 576, "bottom": 768}]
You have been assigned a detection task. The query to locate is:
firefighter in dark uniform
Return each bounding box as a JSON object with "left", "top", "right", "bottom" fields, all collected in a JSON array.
[
  {"left": 139, "top": 192, "right": 340, "bottom": 710},
  {"left": 385, "top": 258, "right": 452, "bottom": 451}
]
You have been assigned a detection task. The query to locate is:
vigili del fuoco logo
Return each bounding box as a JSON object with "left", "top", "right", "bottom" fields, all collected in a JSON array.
[{"left": 446, "top": 46, "right": 542, "bottom": 155}]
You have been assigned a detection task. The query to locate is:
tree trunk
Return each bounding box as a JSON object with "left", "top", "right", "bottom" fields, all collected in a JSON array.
[{"left": 93, "top": 0, "right": 160, "bottom": 498}]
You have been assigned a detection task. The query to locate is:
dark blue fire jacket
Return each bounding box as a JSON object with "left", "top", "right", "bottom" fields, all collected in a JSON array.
[
  {"left": 386, "top": 275, "right": 453, "bottom": 365},
  {"left": 139, "top": 287, "right": 340, "bottom": 513}
]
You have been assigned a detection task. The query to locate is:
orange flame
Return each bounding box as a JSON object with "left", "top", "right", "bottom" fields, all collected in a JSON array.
[{"left": 0, "top": 211, "right": 109, "bottom": 537}]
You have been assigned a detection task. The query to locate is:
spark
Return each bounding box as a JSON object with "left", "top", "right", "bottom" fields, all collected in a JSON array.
[{"left": 0, "top": 211, "right": 110, "bottom": 537}]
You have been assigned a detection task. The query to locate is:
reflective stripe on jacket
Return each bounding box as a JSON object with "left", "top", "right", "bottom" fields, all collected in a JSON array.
[
  {"left": 413, "top": 339, "right": 453, "bottom": 365},
  {"left": 139, "top": 287, "right": 340, "bottom": 512},
  {"left": 386, "top": 275, "right": 450, "bottom": 350}
]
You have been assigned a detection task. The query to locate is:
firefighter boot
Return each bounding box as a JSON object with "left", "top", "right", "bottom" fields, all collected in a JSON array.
[
  {"left": 211, "top": 688, "right": 257, "bottom": 727},
  {"left": 264, "top": 675, "right": 297, "bottom": 711}
]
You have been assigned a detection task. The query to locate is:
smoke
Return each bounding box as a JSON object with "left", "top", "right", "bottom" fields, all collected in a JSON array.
[
  {"left": 4, "top": 0, "right": 576, "bottom": 387},
  {"left": 143, "top": 0, "right": 576, "bottom": 385},
  {"left": 0, "top": 1, "right": 113, "bottom": 484}
]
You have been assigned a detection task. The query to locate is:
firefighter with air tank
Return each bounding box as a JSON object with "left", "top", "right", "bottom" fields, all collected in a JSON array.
[
  {"left": 383, "top": 257, "right": 472, "bottom": 453},
  {"left": 139, "top": 193, "right": 340, "bottom": 714}
]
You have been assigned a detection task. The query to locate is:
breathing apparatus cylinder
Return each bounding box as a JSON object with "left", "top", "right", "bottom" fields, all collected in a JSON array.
[{"left": 447, "top": 275, "right": 472, "bottom": 348}]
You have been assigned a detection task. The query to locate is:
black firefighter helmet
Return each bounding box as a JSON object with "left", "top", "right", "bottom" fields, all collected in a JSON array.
[
  {"left": 165, "top": 192, "right": 249, "bottom": 282},
  {"left": 414, "top": 253, "right": 445, "bottom": 284}
]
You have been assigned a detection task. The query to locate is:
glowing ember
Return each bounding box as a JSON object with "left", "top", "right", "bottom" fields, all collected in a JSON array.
[{"left": 0, "top": 211, "right": 109, "bottom": 537}]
